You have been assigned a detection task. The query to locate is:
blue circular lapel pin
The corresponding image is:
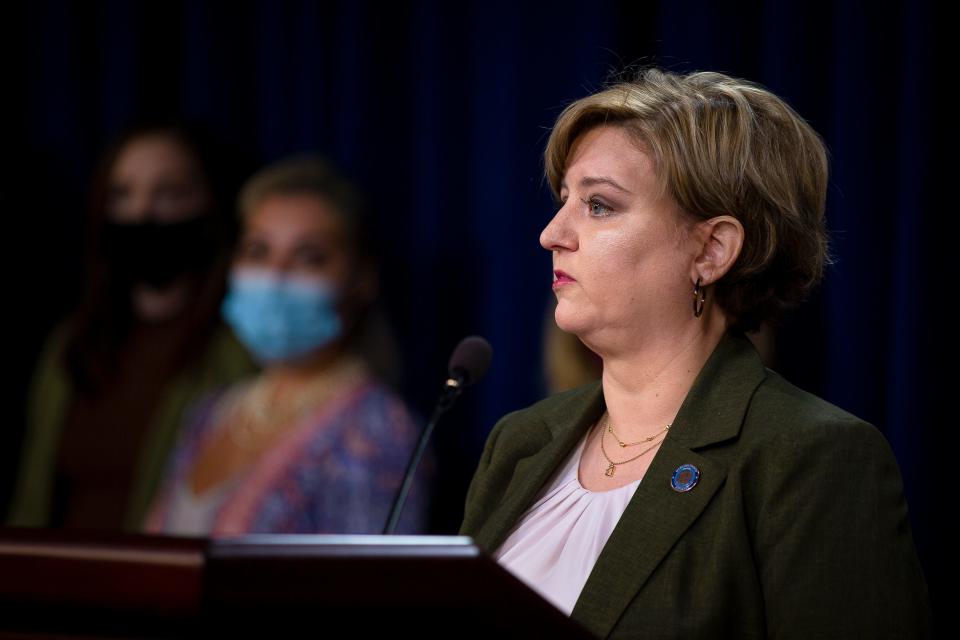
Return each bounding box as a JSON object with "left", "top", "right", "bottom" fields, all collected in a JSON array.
[{"left": 671, "top": 464, "right": 700, "bottom": 492}]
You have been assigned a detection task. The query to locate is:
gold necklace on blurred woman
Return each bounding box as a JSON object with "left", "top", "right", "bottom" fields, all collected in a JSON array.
[
  {"left": 188, "top": 355, "right": 368, "bottom": 496},
  {"left": 221, "top": 355, "right": 368, "bottom": 452}
]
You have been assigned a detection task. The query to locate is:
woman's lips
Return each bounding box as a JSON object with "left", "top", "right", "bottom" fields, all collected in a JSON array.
[{"left": 552, "top": 270, "right": 575, "bottom": 290}]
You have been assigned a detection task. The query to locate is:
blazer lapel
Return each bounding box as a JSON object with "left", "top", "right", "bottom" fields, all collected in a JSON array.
[
  {"left": 571, "top": 331, "right": 768, "bottom": 638},
  {"left": 473, "top": 383, "right": 606, "bottom": 553}
]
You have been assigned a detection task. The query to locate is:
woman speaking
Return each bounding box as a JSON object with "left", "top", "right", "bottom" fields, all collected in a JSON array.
[{"left": 460, "top": 68, "right": 930, "bottom": 638}]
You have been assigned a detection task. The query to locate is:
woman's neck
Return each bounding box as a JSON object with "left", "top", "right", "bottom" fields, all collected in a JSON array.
[
  {"left": 252, "top": 343, "right": 361, "bottom": 409},
  {"left": 598, "top": 315, "right": 728, "bottom": 440},
  {"left": 262, "top": 342, "right": 357, "bottom": 389}
]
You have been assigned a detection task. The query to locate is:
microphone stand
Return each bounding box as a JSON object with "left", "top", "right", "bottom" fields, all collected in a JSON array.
[{"left": 382, "top": 371, "right": 466, "bottom": 535}]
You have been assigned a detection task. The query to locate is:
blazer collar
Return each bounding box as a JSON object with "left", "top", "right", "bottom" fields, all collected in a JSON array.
[
  {"left": 474, "top": 330, "right": 768, "bottom": 638},
  {"left": 471, "top": 382, "right": 604, "bottom": 554},
  {"left": 576, "top": 330, "right": 767, "bottom": 637},
  {"left": 537, "top": 328, "right": 766, "bottom": 449}
]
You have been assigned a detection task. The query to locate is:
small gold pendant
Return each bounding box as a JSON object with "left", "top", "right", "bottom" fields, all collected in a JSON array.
[{"left": 605, "top": 463, "right": 616, "bottom": 477}]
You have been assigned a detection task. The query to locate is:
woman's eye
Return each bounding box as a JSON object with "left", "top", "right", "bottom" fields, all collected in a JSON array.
[
  {"left": 239, "top": 240, "right": 269, "bottom": 262},
  {"left": 582, "top": 197, "right": 613, "bottom": 217},
  {"left": 295, "top": 248, "right": 329, "bottom": 268}
]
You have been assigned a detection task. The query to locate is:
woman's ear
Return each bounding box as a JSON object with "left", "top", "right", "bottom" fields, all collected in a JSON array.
[{"left": 690, "top": 215, "right": 744, "bottom": 285}]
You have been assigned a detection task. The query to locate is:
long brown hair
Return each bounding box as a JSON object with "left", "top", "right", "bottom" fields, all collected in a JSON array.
[{"left": 64, "top": 121, "right": 246, "bottom": 392}]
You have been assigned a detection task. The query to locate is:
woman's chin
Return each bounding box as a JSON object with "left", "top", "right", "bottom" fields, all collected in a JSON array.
[{"left": 553, "top": 307, "right": 591, "bottom": 337}]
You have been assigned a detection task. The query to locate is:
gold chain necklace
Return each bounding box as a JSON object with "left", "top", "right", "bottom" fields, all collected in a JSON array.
[
  {"left": 607, "top": 420, "right": 670, "bottom": 448},
  {"left": 598, "top": 413, "right": 669, "bottom": 477}
]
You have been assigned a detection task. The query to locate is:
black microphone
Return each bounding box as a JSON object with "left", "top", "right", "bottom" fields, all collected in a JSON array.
[
  {"left": 383, "top": 335, "right": 493, "bottom": 534},
  {"left": 442, "top": 335, "right": 493, "bottom": 403}
]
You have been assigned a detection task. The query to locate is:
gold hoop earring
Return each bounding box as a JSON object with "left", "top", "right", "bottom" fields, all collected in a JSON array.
[{"left": 693, "top": 277, "right": 706, "bottom": 318}]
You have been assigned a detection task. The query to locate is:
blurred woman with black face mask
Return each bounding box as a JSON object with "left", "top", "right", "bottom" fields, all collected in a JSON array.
[{"left": 7, "top": 123, "right": 257, "bottom": 531}]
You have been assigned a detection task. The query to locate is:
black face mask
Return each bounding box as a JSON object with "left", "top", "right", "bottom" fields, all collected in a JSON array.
[{"left": 99, "top": 215, "right": 219, "bottom": 288}]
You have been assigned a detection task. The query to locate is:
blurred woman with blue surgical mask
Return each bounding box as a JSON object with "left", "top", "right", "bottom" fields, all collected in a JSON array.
[{"left": 145, "top": 156, "right": 429, "bottom": 536}]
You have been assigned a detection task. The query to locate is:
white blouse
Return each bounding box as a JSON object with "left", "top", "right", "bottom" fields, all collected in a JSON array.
[
  {"left": 163, "top": 476, "right": 240, "bottom": 536},
  {"left": 493, "top": 431, "right": 641, "bottom": 616}
]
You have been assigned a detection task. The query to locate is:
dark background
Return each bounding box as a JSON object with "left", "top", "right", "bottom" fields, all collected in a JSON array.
[{"left": 5, "top": 0, "right": 949, "bottom": 621}]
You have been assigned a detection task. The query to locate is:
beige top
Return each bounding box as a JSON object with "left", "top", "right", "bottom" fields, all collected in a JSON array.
[{"left": 493, "top": 432, "right": 641, "bottom": 615}]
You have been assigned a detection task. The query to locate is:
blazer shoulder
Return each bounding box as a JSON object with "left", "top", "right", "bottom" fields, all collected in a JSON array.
[
  {"left": 732, "top": 367, "right": 900, "bottom": 487},
  {"left": 481, "top": 381, "right": 601, "bottom": 464},
  {"left": 737, "top": 374, "right": 931, "bottom": 635},
  {"left": 460, "top": 382, "right": 601, "bottom": 536},
  {"left": 745, "top": 368, "right": 880, "bottom": 443}
]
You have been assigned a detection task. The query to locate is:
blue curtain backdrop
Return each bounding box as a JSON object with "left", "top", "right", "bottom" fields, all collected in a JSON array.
[{"left": 6, "top": 0, "right": 946, "bottom": 617}]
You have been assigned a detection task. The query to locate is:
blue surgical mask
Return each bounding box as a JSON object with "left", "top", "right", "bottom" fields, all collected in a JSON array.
[{"left": 222, "top": 269, "right": 343, "bottom": 363}]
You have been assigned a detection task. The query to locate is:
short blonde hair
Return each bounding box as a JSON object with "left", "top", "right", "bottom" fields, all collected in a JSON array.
[
  {"left": 545, "top": 68, "right": 831, "bottom": 331},
  {"left": 238, "top": 155, "right": 371, "bottom": 259}
]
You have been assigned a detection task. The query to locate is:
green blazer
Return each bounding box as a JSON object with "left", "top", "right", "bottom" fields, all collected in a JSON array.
[
  {"left": 460, "top": 330, "right": 931, "bottom": 638},
  {"left": 8, "top": 322, "right": 257, "bottom": 530}
]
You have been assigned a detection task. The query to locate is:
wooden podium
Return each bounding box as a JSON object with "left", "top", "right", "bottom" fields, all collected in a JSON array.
[{"left": 0, "top": 527, "right": 593, "bottom": 638}]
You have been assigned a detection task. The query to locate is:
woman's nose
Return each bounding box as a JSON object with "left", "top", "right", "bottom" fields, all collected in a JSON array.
[
  {"left": 540, "top": 206, "right": 576, "bottom": 252},
  {"left": 269, "top": 255, "right": 298, "bottom": 275}
]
